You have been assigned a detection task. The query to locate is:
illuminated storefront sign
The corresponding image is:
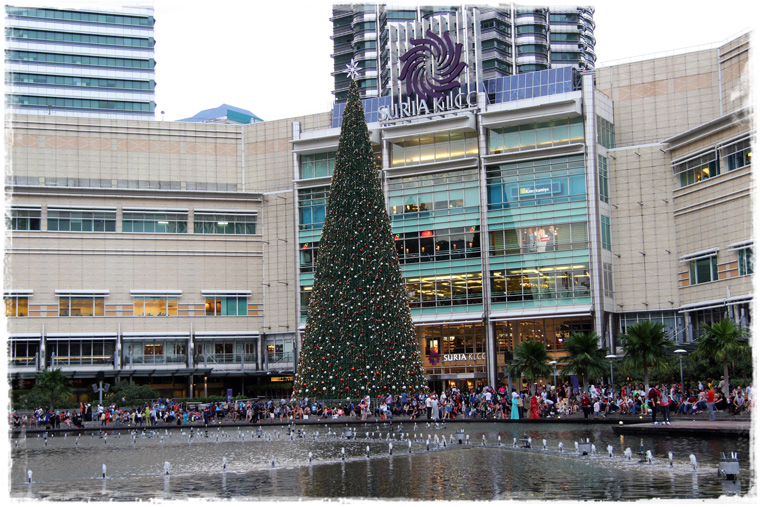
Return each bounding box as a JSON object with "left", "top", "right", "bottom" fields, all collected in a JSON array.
[{"left": 442, "top": 352, "right": 486, "bottom": 362}]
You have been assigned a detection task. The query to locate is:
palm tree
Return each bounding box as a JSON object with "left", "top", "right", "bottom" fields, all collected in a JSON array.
[
  {"left": 508, "top": 340, "right": 552, "bottom": 394},
  {"left": 693, "top": 319, "right": 749, "bottom": 398},
  {"left": 561, "top": 331, "right": 607, "bottom": 393},
  {"left": 33, "top": 368, "right": 74, "bottom": 411},
  {"left": 619, "top": 320, "right": 670, "bottom": 391}
]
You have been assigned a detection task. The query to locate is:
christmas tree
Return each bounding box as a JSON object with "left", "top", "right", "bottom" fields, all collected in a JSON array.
[{"left": 294, "top": 80, "right": 428, "bottom": 400}]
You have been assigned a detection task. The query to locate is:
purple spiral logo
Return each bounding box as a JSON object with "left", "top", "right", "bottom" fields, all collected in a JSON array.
[{"left": 399, "top": 30, "right": 467, "bottom": 100}]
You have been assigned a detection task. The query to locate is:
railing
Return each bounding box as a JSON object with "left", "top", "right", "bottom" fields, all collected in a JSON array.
[
  {"left": 490, "top": 288, "right": 590, "bottom": 302},
  {"left": 128, "top": 354, "right": 187, "bottom": 365},
  {"left": 9, "top": 356, "right": 36, "bottom": 367},
  {"left": 51, "top": 355, "right": 112, "bottom": 366},
  {"left": 266, "top": 353, "right": 294, "bottom": 364},
  {"left": 195, "top": 353, "right": 257, "bottom": 365}
]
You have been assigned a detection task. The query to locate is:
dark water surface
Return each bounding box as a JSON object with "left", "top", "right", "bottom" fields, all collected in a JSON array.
[{"left": 9, "top": 422, "right": 754, "bottom": 500}]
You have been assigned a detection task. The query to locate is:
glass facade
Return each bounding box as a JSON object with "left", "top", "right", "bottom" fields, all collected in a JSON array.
[
  {"left": 487, "top": 118, "right": 584, "bottom": 154},
  {"left": 124, "top": 340, "right": 186, "bottom": 364},
  {"left": 390, "top": 132, "right": 478, "bottom": 167},
  {"left": 48, "top": 339, "right": 115, "bottom": 366},
  {"left": 487, "top": 155, "right": 586, "bottom": 209}
]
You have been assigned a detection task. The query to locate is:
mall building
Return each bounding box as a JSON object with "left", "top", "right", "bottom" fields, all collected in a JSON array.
[{"left": 5, "top": 29, "right": 752, "bottom": 396}]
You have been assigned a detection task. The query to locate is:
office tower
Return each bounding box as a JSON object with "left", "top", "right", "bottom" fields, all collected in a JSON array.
[{"left": 5, "top": 5, "right": 156, "bottom": 119}]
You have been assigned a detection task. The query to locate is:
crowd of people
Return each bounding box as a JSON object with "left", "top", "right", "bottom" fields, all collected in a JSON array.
[{"left": 9, "top": 378, "right": 753, "bottom": 429}]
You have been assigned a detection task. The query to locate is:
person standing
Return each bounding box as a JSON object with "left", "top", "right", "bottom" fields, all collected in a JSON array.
[
  {"left": 706, "top": 387, "right": 716, "bottom": 420},
  {"left": 647, "top": 385, "right": 660, "bottom": 424},
  {"left": 580, "top": 392, "right": 591, "bottom": 419},
  {"left": 510, "top": 389, "right": 520, "bottom": 419},
  {"left": 660, "top": 388, "right": 671, "bottom": 425},
  {"left": 425, "top": 394, "right": 432, "bottom": 420}
]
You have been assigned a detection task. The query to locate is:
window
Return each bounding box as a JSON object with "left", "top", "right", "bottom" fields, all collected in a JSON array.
[
  {"left": 196, "top": 340, "right": 256, "bottom": 364},
  {"left": 47, "top": 208, "right": 115, "bottom": 232},
  {"left": 689, "top": 255, "right": 718, "bottom": 285},
  {"left": 487, "top": 155, "right": 586, "bottom": 210},
  {"left": 721, "top": 138, "right": 751, "bottom": 172},
  {"left": 551, "top": 52, "right": 580, "bottom": 61},
  {"left": 490, "top": 264, "right": 590, "bottom": 303},
  {"left": 388, "top": 171, "right": 479, "bottom": 220},
  {"left": 300, "top": 241, "right": 320, "bottom": 273},
  {"left": 550, "top": 32, "right": 579, "bottom": 42},
  {"left": 600, "top": 216, "right": 611, "bottom": 250},
  {"left": 48, "top": 339, "right": 115, "bottom": 366},
  {"left": 603, "top": 262, "right": 614, "bottom": 298},
  {"left": 395, "top": 227, "right": 481, "bottom": 264},
  {"left": 596, "top": 116, "right": 615, "bottom": 149},
  {"left": 300, "top": 152, "right": 337, "bottom": 179},
  {"left": 125, "top": 340, "right": 186, "bottom": 364},
  {"left": 133, "top": 296, "right": 178, "bottom": 316},
  {"left": 675, "top": 152, "right": 719, "bottom": 187},
  {"left": 58, "top": 297, "right": 105, "bottom": 317},
  {"left": 6, "top": 207, "right": 41, "bottom": 230},
  {"left": 9, "top": 339, "right": 39, "bottom": 366},
  {"left": 300, "top": 286, "right": 312, "bottom": 318},
  {"left": 738, "top": 247, "right": 753, "bottom": 276},
  {"left": 193, "top": 210, "right": 256, "bottom": 235},
  {"left": 122, "top": 209, "right": 187, "bottom": 233},
  {"left": 391, "top": 131, "right": 478, "bottom": 167},
  {"left": 205, "top": 296, "right": 248, "bottom": 316},
  {"left": 405, "top": 272, "right": 483, "bottom": 308},
  {"left": 298, "top": 187, "right": 330, "bottom": 231},
  {"left": 488, "top": 118, "right": 584, "bottom": 154},
  {"left": 598, "top": 155, "right": 609, "bottom": 203},
  {"left": 490, "top": 222, "right": 587, "bottom": 256},
  {"left": 5, "top": 296, "right": 29, "bottom": 317}
]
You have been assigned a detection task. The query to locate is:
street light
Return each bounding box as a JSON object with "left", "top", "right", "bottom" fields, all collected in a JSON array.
[
  {"left": 605, "top": 354, "right": 617, "bottom": 388},
  {"left": 549, "top": 361, "right": 558, "bottom": 388},
  {"left": 674, "top": 349, "right": 687, "bottom": 398}
]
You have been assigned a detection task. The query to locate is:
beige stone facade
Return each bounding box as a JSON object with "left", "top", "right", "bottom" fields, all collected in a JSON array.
[
  {"left": 601, "top": 34, "right": 753, "bottom": 344},
  {"left": 4, "top": 113, "right": 321, "bottom": 398}
]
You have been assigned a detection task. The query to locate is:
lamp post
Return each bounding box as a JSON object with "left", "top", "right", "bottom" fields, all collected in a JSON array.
[
  {"left": 549, "top": 361, "right": 558, "bottom": 388},
  {"left": 674, "top": 349, "right": 687, "bottom": 398},
  {"left": 605, "top": 354, "right": 617, "bottom": 387}
]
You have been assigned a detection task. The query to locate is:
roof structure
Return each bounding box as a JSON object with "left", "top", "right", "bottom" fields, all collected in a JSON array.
[{"left": 177, "top": 104, "right": 263, "bottom": 124}]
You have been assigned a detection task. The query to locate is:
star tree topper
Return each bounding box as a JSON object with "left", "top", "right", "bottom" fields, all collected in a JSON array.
[{"left": 345, "top": 58, "right": 362, "bottom": 80}]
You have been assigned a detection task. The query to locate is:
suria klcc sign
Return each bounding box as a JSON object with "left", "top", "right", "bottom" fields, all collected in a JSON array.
[{"left": 379, "top": 30, "right": 477, "bottom": 121}]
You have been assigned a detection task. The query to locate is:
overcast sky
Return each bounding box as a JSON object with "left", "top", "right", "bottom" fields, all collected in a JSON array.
[{"left": 4, "top": 0, "right": 756, "bottom": 121}]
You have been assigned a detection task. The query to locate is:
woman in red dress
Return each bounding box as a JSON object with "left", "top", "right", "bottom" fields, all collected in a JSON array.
[{"left": 530, "top": 394, "right": 540, "bottom": 419}]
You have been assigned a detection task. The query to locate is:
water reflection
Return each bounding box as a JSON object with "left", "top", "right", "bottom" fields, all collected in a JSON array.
[{"left": 10, "top": 423, "right": 752, "bottom": 500}]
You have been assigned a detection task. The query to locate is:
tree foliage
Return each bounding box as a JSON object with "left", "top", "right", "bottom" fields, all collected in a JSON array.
[
  {"left": 561, "top": 331, "right": 607, "bottom": 390},
  {"left": 107, "top": 381, "right": 158, "bottom": 407},
  {"left": 619, "top": 320, "right": 670, "bottom": 390},
  {"left": 693, "top": 319, "right": 750, "bottom": 397},
  {"left": 28, "top": 368, "right": 73, "bottom": 410},
  {"left": 294, "top": 80, "right": 427, "bottom": 399},
  {"left": 508, "top": 340, "right": 552, "bottom": 393}
]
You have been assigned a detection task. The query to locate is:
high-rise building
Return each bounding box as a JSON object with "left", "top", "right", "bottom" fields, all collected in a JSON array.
[
  {"left": 4, "top": 5, "right": 156, "bottom": 119},
  {"left": 331, "top": 3, "right": 596, "bottom": 101}
]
